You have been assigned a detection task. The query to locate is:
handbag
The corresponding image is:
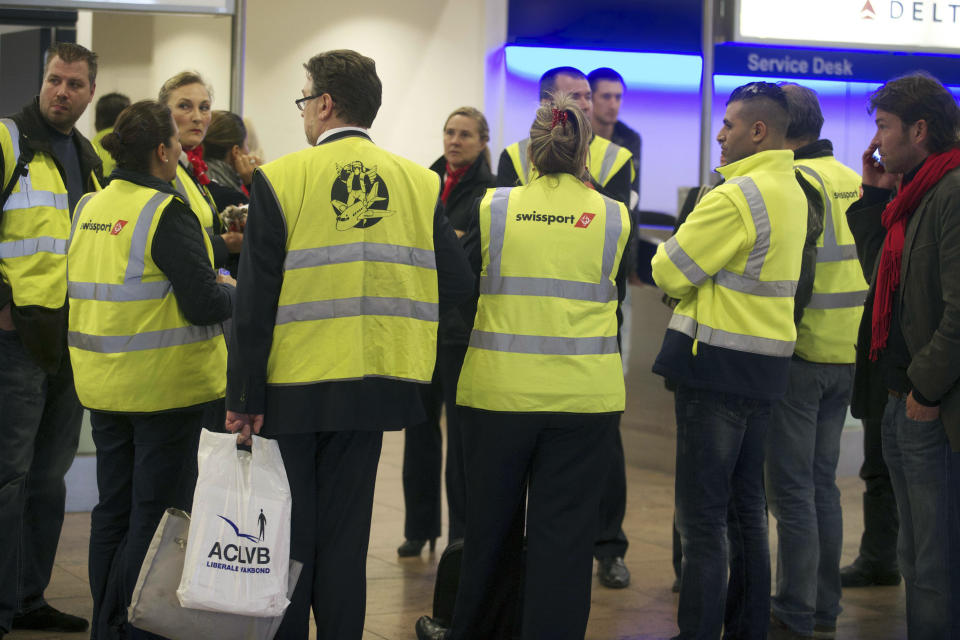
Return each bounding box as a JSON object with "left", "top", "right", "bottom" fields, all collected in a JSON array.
[{"left": 128, "top": 508, "right": 301, "bottom": 640}]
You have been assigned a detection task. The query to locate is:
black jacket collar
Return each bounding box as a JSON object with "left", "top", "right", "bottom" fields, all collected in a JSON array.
[
  {"left": 429, "top": 154, "right": 494, "bottom": 186},
  {"left": 793, "top": 139, "right": 834, "bottom": 160},
  {"left": 8, "top": 97, "right": 103, "bottom": 187},
  {"left": 110, "top": 168, "right": 187, "bottom": 202},
  {"left": 316, "top": 129, "right": 372, "bottom": 146}
]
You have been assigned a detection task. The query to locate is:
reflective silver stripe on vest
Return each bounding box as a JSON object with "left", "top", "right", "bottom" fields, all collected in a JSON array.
[
  {"left": 469, "top": 329, "right": 619, "bottom": 356},
  {"left": 68, "top": 192, "right": 173, "bottom": 302},
  {"left": 796, "top": 165, "right": 859, "bottom": 264},
  {"left": 68, "top": 323, "right": 222, "bottom": 353},
  {"left": 275, "top": 296, "right": 439, "bottom": 326},
  {"left": 600, "top": 196, "right": 623, "bottom": 280},
  {"left": 285, "top": 242, "right": 436, "bottom": 271},
  {"left": 482, "top": 189, "right": 621, "bottom": 302},
  {"left": 486, "top": 187, "right": 512, "bottom": 278},
  {"left": 664, "top": 236, "right": 709, "bottom": 286},
  {"left": 0, "top": 236, "right": 67, "bottom": 259},
  {"left": 1, "top": 118, "right": 70, "bottom": 213},
  {"left": 806, "top": 289, "right": 868, "bottom": 310},
  {"left": 727, "top": 176, "right": 770, "bottom": 278},
  {"left": 480, "top": 275, "right": 616, "bottom": 302},
  {"left": 517, "top": 138, "right": 530, "bottom": 184},
  {"left": 68, "top": 280, "right": 172, "bottom": 302},
  {"left": 595, "top": 141, "right": 620, "bottom": 186},
  {"left": 714, "top": 270, "right": 797, "bottom": 297},
  {"left": 173, "top": 172, "right": 214, "bottom": 233},
  {"left": 69, "top": 193, "right": 94, "bottom": 246},
  {"left": 668, "top": 313, "right": 794, "bottom": 357}
]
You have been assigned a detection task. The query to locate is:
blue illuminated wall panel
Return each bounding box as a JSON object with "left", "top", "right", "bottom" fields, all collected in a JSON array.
[{"left": 499, "top": 43, "right": 960, "bottom": 216}]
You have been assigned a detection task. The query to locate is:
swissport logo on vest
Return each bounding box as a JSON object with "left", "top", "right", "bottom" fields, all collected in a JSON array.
[
  {"left": 515, "top": 211, "right": 596, "bottom": 228},
  {"left": 331, "top": 160, "right": 397, "bottom": 231},
  {"left": 78, "top": 219, "right": 128, "bottom": 235},
  {"left": 205, "top": 508, "right": 272, "bottom": 574}
]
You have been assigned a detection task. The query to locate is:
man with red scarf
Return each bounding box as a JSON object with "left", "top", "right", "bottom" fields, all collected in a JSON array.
[{"left": 846, "top": 72, "right": 960, "bottom": 639}]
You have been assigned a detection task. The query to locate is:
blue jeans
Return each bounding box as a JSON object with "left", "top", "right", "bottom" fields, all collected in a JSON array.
[
  {"left": 0, "top": 329, "right": 83, "bottom": 632},
  {"left": 674, "top": 385, "right": 771, "bottom": 640},
  {"left": 766, "top": 360, "right": 852, "bottom": 634},
  {"left": 881, "top": 395, "right": 951, "bottom": 640}
]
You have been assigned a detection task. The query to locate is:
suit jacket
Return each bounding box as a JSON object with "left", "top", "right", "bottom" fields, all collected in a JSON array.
[{"left": 847, "top": 167, "right": 960, "bottom": 451}]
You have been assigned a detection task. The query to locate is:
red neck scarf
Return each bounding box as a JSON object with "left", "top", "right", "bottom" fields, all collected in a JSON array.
[
  {"left": 186, "top": 146, "right": 211, "bottom": 186},
  {"left": 441, "top": 162, "right": 469, "bottom": 205},
  {"left": 870, "top": 148, "right": 960, "bottom": 360}
]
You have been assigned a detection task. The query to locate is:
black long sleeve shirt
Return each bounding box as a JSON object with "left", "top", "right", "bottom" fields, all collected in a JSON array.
[{"left": 226, "top": 131, "right": 475, "bottom": 433}]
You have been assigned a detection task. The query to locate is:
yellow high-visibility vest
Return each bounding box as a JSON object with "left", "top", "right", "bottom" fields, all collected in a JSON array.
[
  {"left": 794, "top": 157, "right": 868, "bottom": 363},
  {"left": 92, "top": 127, "right": 116, "bottom": 178},
  {"left": 259, "top": 135, "right": 440, "bottom": 385},
  {"left": 173, "top": 163, "right": 218, "bottom": 233},
  {"left": 67, "top": 180, "right": 227, "bottom": 412},
  {"left": 653, "top": 150, "right": 807, "bottom": 359},
  {"left": 0, "top": 118, "right": 100, "bottom": 309},
  {"left": 457, "top": 173, "right": 630, "bottom": 413}
]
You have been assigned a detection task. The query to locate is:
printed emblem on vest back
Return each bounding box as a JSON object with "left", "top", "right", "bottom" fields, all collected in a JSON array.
[{"left": 331, "top": 160, "right": 396, "bottom": 230}]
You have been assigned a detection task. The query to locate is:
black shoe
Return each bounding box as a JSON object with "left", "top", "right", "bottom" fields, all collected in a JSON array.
[
  {"left": 597, "top": 556, "right": 630, "bottom": 589},
  {"left": 671, "top": 577, "right": 680, "bottom": 593},
  {"left": 398, "top": 537, "right": 437, "bottom": 557},
  {"left": 813, "top": 622, "right": 837, "bottom": 639},
  {"left": 13, "top": 604, "right": 89, "bottom": 633},
  {"left": 769, "top": 614, "right": 813, "bottom": 639},
  {"left": 839, "top": 557, "right": 901, "bottom": 587},
  {"left": 415, "top": 615, "right": 449, "bottom": 640}
]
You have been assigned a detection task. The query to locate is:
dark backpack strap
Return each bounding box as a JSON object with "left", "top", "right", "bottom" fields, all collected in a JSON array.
[{"left": 1, "top": 147, "right": 33, "bottom": 212}]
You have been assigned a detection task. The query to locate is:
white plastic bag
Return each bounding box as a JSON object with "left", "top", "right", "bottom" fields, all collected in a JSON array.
[{"left": 177, "top": 429, "right": 292, "bottom": 617}]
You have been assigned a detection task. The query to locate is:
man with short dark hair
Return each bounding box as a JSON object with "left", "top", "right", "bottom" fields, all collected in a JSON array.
[
  {"left": 0, "top": 41, "right": 102, "bottom": 637},
  {"left": 588, "top": 67, "right": 641, "bottom": 209},
  {"left": 765, "top": 82, "right": 867, "bottom": 640},
  {"left": 91, "top": 91, "right": 130, "bottom": 177},
  {"left": 226, "top": 49, "right": 474, "bottom": 639},
  {"left": 497, "top": 66, "right": 634, "bottom": 208},
  {"left": 847, "top": 71, "right": 960, "bottom": 640},
  {"left": 652, "top": 81, "right": 807, "bottom": 640}
]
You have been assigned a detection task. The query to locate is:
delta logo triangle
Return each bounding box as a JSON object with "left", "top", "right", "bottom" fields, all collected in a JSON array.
[
  {"left": 861, "top": 0, "right": 876, "bottom": 19},
  {"left": 574, "top": 212, "right": 596, "bottom": 228}
]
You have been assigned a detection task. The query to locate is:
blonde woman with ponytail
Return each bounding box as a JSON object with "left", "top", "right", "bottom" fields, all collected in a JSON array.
[{"left": 415, "top": 94, "right": 632, "bottom": 640}]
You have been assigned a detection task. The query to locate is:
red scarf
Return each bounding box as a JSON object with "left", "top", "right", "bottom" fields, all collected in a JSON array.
[
  {"left": 870, "top": 148, "right": 960, "bottom": 360},
  {"left": 441, "top": 162, "right": 469, "bottom": 205},
  {"left": 186, "top": 146, "right": 211, "bottom": 186}
]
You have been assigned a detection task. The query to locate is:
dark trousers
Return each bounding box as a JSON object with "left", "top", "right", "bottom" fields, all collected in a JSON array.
[
  {"left": 673, "top": 385, "right": 771, "bottom": 640},
  {"left": 856, "top": 417, "right": 900, "bottom": 571},
  {"left": 271, "top": 430, "right": 383, "bottom": 640},
  {"left": 449, "top": 408, "right": 617, "bottom": 640},
  {"left": 88, "top": 408, "right": 203, "bottom": 640},
  {"left": 402, "top": 345, "right": 468, "bottom": 541},
  {"left": 595, "top": 417, "right": 629, "bottom": 559},
  {"left": 0, "top": 331, "right": 83, "bottom": 632}
]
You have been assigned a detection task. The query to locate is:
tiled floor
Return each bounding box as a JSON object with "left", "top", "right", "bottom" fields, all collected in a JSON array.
[{"left": 13, "top": 430, "right": 905, "bottom": 640}]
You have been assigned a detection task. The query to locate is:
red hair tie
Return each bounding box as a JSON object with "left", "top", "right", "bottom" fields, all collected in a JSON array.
[{"left": 551, "top": 108, "right": 568, "bottom": 130}]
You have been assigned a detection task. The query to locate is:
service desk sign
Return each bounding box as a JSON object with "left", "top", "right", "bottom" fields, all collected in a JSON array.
[{"left": 735, "top": 0, "right": 960, "bottom": 54}]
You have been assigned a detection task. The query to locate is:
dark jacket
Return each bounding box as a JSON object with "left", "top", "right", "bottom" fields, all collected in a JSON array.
[
  {"left": 847, "top": 167, "right": 960, "bottom": 451},
  {"left": 429, "top": 154, "right": 495, "bottom": 345},
  {"left": 611, "top": 120, "right": 642, "bottom": 205},
  {"left": 226, "top": 130, "right": 475, "bottom": 434},
  {"left": 0, "top": 98, "right": 103, "bottom": 372},
  {"left": 792, "top": 141, "right": 830, "bottom": 326}
]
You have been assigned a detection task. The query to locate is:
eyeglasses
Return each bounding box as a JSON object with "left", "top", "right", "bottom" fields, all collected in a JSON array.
[{"left": 295, "top": 94, "right": 322, "bottom": 111}]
